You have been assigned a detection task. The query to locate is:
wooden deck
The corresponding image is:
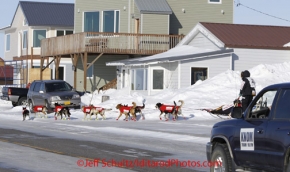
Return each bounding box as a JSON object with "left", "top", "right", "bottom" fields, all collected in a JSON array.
[{"left": 41, "top": 32, "right": 185, "bottom": 57}]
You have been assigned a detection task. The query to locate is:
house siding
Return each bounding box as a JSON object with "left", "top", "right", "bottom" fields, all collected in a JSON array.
[
  {"left": 180, "top": 54, "right": 231, "bottom": 88},
  {"left": 188, "top": 32, "right": 220, "bottom": 50},
  {"left": 167, "top": 0, "right": 233, "bottom": 35},
  {"left": 233, "top": 48, "right": 290, "bottom": 72},
  {"left": 141, "top": 14, "right": 169, "bottom": 34},
  {"left": 76, "top": 54, "right": 129, "bottom": 92},
  {"left": 74, "top": 0, "right": 129, "bottom": 33}
]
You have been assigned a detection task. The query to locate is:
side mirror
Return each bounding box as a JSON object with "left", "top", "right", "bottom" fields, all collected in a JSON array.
[
  {"left": 231, "top": 107, "right": 243, "bottom": 119},
  {"left": 72, "top": 88, "right": 76, "bottom": 91},
  {"left": 39, "top": 91, "right": 44, "bottom": 94}
]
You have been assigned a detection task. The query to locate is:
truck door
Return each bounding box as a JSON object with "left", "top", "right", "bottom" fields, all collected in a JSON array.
[
  {"left": 31, "top": 82, "right": 45, "bottom": 106},
  {"left": 233, "top": 89, "right": 278, "bottom": 169},
  {"left": 265, "top": 89, "right": 290, "bottom": 171}
]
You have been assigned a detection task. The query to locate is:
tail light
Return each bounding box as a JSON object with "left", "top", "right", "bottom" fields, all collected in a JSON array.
[
  {"left": 8, "top": 88, "right": 11, "bottom": 95},
  {"left": 237, "top": 103, "right": 242, "bottom": 107}
]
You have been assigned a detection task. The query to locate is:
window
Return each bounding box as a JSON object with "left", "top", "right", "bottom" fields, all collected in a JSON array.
[
  {"left": 152, "top": 69, "right": 164, "bottom": 90},
  {"left": 23, "top": 31, "right": 27, "bottom": 49},
  {"left": 191, "top": 67, "right": 208, "bottom": 85},
  {"left": 87, "top": 63, "right": 93, "bottom": 78},
  {"left": 33, "top": 30, "right": 46, "bottom": 47},
  {"left": 103, "top": 10, "right": 119, "bottom": 33},
  {"left": 274, "top": 89, "right": 290, "bottom": 119},
  {"left": 33, "top": 82, "right": 41, "bottom": 92},
  {"left": 208, "top": 0, "right": 222, "bottom": 3},
  {"left": 5, "top": 34, "right": 10, "bottom": 51},
  {"left": 131, "top": 69, "right": 147, "bottom": 90},
  {"left": 248, "top": 90, "right": 277, "bottom": 119},
  {"left": 23, "top": 19, "right": 28, "bottom": 26},
  {"left": 56, "top": 30, "right": 74, "bottom": 37},
  {"left": 84, "top": 11, "right": 100, "bottom": 32}
]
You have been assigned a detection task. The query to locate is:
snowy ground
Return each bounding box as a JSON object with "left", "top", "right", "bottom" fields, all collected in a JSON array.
[{"left": 1, "top": 61, "right": 290, "bottom": 172}]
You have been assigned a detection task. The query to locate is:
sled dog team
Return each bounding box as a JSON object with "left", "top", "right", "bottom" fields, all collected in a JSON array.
[{"left": 22, "top": 100, "right": 185, "bottom": 121}]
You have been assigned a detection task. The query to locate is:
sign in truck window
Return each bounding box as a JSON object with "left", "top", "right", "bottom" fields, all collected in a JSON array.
[{"left": 240, "top": 128, "right": 254, "bottom": 151}]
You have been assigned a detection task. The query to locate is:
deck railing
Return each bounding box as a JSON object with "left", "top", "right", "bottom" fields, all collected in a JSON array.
[{"left": 41, "top": 32, "right": 184, "bottom": 57}]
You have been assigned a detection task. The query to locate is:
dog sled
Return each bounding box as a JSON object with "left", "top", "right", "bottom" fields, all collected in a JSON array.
[{"left": 200, "top": 99, "right": 242, "bottom": 118}]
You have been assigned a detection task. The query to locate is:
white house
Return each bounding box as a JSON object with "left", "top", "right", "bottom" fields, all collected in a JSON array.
[
  {"left": 107, "top": 22, "right": 290, "bottom": 95},
  {"left": 0, "top": 1, "right": 75, "bottom": 86}
]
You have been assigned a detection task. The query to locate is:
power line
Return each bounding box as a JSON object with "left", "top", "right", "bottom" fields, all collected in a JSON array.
[{"left": 235, "top": 1, "right": 290, "bottom": 23}]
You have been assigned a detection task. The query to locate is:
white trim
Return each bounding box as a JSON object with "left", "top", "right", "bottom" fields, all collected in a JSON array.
[
  {"left": 178, "top": 61, "right": 180, "bottom": 89},
  {"left": 22, "top": 30, "right": 28, "bottom": 50},
  {"left": 102, "top": 10, "right": 120, "bottom": 33},
  {"left": 140, "top": 14, "right": 143, "bottom": 34},
  {"left": 177, "top": 23, "right": 225, "bottom": 48},
  {"left": 5, "top": 34, "right": 10, "bottom": 52},
  {"left": 168, "top": 15, "right": 170, "bottom": 34},
  {"left": 208, "top": 0, "right": 222, "bottom": 4},
  {"left": 128, "top": 0, "right": 131, "bottom": 33}
]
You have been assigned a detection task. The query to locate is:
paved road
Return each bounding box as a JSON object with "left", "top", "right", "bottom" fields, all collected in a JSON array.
[{"left": 0, "top": 118, "right": 222, "bottom": 172}]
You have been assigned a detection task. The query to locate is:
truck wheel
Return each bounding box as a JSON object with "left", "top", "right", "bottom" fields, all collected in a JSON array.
[
  {"left": 286, "top": 157, "right": 290, "bottom": 172},
  {"left": 18, "top": 97, "right": 28, "bottom": 106},
  {"left": 28, "top": 100, "right": 34, "bottom": 113},
  {"left": 210, "top": 143, "right": 233, "bottom": 172}
]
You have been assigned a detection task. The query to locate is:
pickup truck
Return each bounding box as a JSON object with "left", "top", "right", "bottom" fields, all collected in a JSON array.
[
  {"left": 1, "top": 86, "right": 29, "bottom": 106},
  {"left": 207, "top": 82, "right": 290, "bottom": 172}
]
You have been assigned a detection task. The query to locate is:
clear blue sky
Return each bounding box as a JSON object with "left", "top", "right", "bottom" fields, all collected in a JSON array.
[{"left": 1, "top": 0, "right": 290, "bottom": 59}]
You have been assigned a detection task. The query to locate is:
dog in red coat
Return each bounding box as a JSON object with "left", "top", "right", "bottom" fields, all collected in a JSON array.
[
  {"left": 33, "top": 105, "right": 48, "bottom": 118},
  {"left": 116, "top": 104, "right": 132, "bottom": 121},
  {"left": 155, "top": 100, "right": 184, "bottom": 121},
  {"left": 54, "top": 103, "right": 71, "bottom": 120},
  {"left": 82, "top": 104, "right": 112, "bottom": 120}
]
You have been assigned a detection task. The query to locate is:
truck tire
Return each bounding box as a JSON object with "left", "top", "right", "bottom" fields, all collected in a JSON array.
[
  {"left": 28, "top": 100, "right": 34, "bottom": 113},
  {"left": 210, "top": 143, "right": 233, "bottom": 172},
  {"left": 286, "top": 157, "right": 290, "bottom": 172},
  {"left": 18, "top": 97, "right": 28, "bottom": 106}
]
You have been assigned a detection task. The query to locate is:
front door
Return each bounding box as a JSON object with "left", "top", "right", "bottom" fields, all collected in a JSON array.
[
  {"left": 233, "top": 89, "right": 278, "bottom": 169},
  {"left": 265, "top": 89, "right": 290, "bottom": 171}
]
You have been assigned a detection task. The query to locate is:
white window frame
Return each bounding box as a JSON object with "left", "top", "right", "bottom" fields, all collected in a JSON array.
[
  {"left": 55, "top": 30, "right": 74, "bottom": 37},
  {"left": 52, "top": 65, "right": 66, "bottom": 81},
  {"left": 86, "top": 63, "right": 94, "bottom": 78},
  {"left": 102, "top": 10, "right": 120, "bottom": 33},
  {"left": 32, "top": 29, "right": 47, "bottom": 48},
  {"left": 22, "top": 30, "right": 28, "bottom": 49},
  {"left": 131, "top": 68, "right": 147, "bottom": 90},
  {"left": 152, "top": 68, "right": 164, "bottom": 90},
  {"left": 5, "top": 34, "right": 10, "bottom": 52},
  {"left": 83, "top": 11, "right": 100, "bottom": 32},
  {"left": 23, "top": 19, "right": 28, "bottom": 26},
  {"left": 208, "top": 0, "right": 222, "bottom": 4}
]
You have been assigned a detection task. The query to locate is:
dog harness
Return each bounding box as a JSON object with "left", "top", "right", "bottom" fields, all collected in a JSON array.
[
  {"left": 83, "top": 106, "right": 104, "bottom": 113},
  {"left": 119, "top": 106, "right": 132, "bottom": 113},
  {"left": 33, "top": 105, "right": 44, "bottom": 112},
  {"left": 55, "top": 105, "right": 63, "bottom": 112},
  {"left": 159, "top": 105, "right": 179, "bottom": 113}
]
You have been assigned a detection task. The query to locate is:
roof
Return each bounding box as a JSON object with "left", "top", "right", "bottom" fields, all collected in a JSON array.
[
  {"left": 135, "top": 0, "right": 172, "bottom": 15},
  {"left": 18, "top": 1, "right": 74, "bottom": 27},
  {"left": 106, "top": 46, "right": 233, "bottom": 66},
  {"left": 200, "top": 22, "right": 290, "bottom": 50}
]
